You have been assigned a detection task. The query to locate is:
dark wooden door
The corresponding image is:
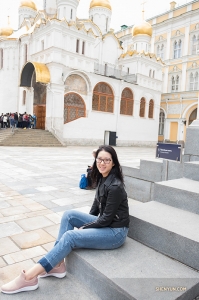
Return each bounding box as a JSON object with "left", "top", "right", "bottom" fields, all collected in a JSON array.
[{"left": 33, "top": 105, "right": 46, "bottom": 129}]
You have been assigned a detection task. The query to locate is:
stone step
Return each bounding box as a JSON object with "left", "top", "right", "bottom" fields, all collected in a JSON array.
[
  {"left": 0, "top": 129, "right": 63, "bottom": 147},
  {"left": 66, "top": 237, "right": 199, "bottom": 300},
  {"left": 0, "top": 271, "right": 100, "bottom": 300},
  {"left": 184, "top": 161, "right": 199, "bottom": 181},
  {"left": 128, "top": 200, "right": 199, "bottom": 271},
  {"left": 153, "top": 178, "right": 199, "bottom": 214}
]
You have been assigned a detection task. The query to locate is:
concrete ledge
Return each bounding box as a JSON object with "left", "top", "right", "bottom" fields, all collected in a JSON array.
[
  {"left": 140, "top": 159, "right": 162, "bottom": 182},
  {"left": 122, "top": 166, "right": 140, "bottom": 178},
  {"left": 124, "top": 176, "right": 153, "bottom": 202},
  {"left": 66, "top": 238, "right": 199, "bottom": 300},
  {"left": 153, "top": 178, "right": 199, "bottom": 214},
  {"left": 128, "top": 200, "right": 199, "bottom": 271},
  {"left": 184, "top": 161, "right": 199, "bottom": 181}
]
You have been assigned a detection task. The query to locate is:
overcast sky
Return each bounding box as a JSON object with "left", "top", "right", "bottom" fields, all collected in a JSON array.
[{"left": 0, "top": 0, "right": 189, "bottom": 32}]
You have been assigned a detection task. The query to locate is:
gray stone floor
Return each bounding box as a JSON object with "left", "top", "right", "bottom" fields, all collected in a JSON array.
[{"left": 0, "top": 145, "right": 156, "bottom": 286}]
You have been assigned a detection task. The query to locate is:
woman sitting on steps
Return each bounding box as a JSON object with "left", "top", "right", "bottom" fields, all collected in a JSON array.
[{"left": 1, "top": 145, "right": 130, "bottom": 295}]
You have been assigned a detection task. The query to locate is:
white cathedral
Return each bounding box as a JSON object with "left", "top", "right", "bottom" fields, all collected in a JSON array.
[{"left": 0, "top": 0, "right": 163, "bottom": 146}]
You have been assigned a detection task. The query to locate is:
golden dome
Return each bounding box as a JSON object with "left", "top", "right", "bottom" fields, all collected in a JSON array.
[
  {"left": 20, "top": 1, "right": 37, "bottom": 11},
  {"left": 0, "top": 26, "right": 13, "bottom": 37},
  {"left": 90, "top": 0, "right": 112, "bottom": 10},
  {"left": 132, "top": 20, "right": 152, "bottom": 37}
]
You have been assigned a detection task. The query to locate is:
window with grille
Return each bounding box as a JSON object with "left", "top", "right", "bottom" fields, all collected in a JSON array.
[
  {"left": 159, "top": 111, "right": 165, "bottom": 135},
  {"left": 22, "top": 90, "right": 26, "bottom": 105},
  {"left": 120, "top": 88, "right": 134, "bottom": 116},
  {"left": 0, "top": 48, "right": 3, "bottom": 69},
  {"left": 92, "top": 82, "right": 114, "bottom": 113},
  {"left": 64, "top": 93, "right": 86, "bottom": 123},
  {"left": 148, "top": 99, "right": 154, "bottom": 118},
  {"left": 190, "top": 72, "right": 198, "bottom": 90},
  {"left": 139, "top": 97, "right": 146, "bottom": 117}
]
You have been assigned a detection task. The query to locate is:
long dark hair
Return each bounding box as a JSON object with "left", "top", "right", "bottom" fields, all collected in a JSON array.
[{"left": 91, "top": 145, "right": 124, "bottom": 185}]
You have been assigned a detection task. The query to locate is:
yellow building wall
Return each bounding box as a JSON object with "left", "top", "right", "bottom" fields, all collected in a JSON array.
[
  {"left": 171, "top": 27, "right": 185, "bottom": 37},
  {"left": 192, "top": 2, "right": 199, "bottom": 10},
  {"left": 155, "top": 33, "right": 167, "bottom": 42},
  {"left": 173, "top": 7, "right": 187, "bottom": 18},
  {"left": 157, "top": 14, "right": 168, "bottom": 24},
  {"left": 158, "top": 135, "right": 164, "bottom": 142},
  {"left": 170, "top": 122, "right": 178, "bottom": 141}
]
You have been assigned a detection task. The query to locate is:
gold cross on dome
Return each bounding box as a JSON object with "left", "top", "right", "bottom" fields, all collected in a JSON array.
[{"left": 141, "top": 1, "right": 147, "bottom": 20}]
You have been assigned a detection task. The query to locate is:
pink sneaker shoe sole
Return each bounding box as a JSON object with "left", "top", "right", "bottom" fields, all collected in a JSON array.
[
  {"left": 39, "top": 271, "right": 66, "bottom": 278},
  {"left": 1, "top": 283, "right": 39, "bottom": 294}
]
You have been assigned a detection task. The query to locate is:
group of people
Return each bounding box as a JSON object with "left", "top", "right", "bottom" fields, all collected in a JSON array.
[
  {"left": 1, "top": 145, "right": 130, "bottom": 295},
  {"left": 0, "top": 112, "right": 37, "bottom": 130}
]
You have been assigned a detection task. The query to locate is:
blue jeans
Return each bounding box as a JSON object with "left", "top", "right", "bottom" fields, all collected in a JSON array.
[{"left": 38, "top": 210, "right": 128, "bottom": 272}]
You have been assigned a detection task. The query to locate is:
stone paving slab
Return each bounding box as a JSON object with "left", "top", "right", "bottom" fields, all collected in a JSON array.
[
  {"left": 11, "top": 229, "right": 55, "bottom": 249},
  {"left": 0, "top": 146, "right": 156, "bottom": 292}
]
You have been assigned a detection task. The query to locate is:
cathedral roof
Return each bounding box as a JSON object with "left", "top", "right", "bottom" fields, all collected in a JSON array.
[
  {"left": 132, "top": 20, "right": 152, "bottom": 37},
  {"left": 0, "top": 23, "right": 13, "bottom": 37},
  {"left": 20, "top": 1, "right": 37, "bottom": 11},
  {"left": 90, "top": 0, "right": 112, "bottom": 10}
]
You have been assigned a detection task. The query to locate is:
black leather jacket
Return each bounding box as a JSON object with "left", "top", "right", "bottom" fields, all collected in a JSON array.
[{"left": 83, "top": 171, "right": 129, "bottom": 229}]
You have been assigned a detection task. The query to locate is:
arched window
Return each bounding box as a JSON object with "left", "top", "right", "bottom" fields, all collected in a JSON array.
[
  {"left": 192, "top": 35, "right": 199, "bottom": 55},
  {"left": 22, "top": 90, "right": 26, "bottom": 105},
  {"left": 174, "top": 40, "right": 181, "bottom": 58},
  {"left": 64, "top": 93, "right": 86, "bottom": 123},
  {"left": 0, "top": 48, "right": 3, "bottom": 69},
  {"left": 178, "top": 40, "right": 182, "bottom": 57},
  {"left": 157, "top": 45, "right": 160, "bottom": 57},
  {"left": 190, "top": 72, "right": 198, "bottom": 90},
  {"left": 120, "top": 88, "right": 134, "bottom": 116},
  {"left": 172, "top": 76, "right": 175, "bottom": 91},
  {"left": 195, "top": 72, "right": 198, "bottom": 90},
  {"left": 176, "top": 75, "right": 179, "bottom": 91},
  {"left": 159, "top": 110, "right": 165, "bottom": 135},
  {"left": 157, "top": 44, "right": 164, "bottom": 59},
  {"left": 139, "top": 97, "right": 145, "bottom": 117},
  {"left": 153, "top": 70, "right": 155, "bottom": 78},
  {"left": 174, "top": 41, "right": 178, "bottom": 59},
  {"left": 149, "top": 69, "right": 152, "bottom": 77},
  {"left": 172, "top": 76, "right": 179, "bottom": 91},
  {"left": 24, "top": 44, "right": 27, "bottom": 63},
  {"left": 92, "top": 82, "right": 114, "bottom": 113},
  {"left": 148, "top": 99, "right": 154, "bottom": 118}
]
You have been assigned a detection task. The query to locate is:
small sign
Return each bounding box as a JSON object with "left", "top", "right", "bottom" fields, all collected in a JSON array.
[{"left": 156, "top": 143, "right": 182, "bottom": 162}]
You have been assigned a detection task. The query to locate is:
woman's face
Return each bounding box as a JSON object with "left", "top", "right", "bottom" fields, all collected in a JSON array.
[{"left": 96, "top": 150, "right": 114, "bottom": 177}]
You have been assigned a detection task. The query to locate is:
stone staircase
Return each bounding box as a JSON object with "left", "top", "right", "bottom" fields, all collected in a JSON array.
[{"left": 0, "top": 128, "right": 63, "bottom": 147}]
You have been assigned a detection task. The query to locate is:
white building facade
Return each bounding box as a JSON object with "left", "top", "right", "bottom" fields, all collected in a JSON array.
[{"left": 0, "top": 0, "right": 163, "bottom": 146}]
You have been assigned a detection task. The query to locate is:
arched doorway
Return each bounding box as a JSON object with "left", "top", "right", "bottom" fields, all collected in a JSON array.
[
  {"left": 64, "top": 93, "right": 86, "bottom": 123},
  {"left": 20, "top": 62, "right": 50, "bottom": 130},
  {"left": 32, "top": 71, "right": 46, "bottom": 129},
  {"left": 188, "top": 108, "right": 197, "bottom": 125}
]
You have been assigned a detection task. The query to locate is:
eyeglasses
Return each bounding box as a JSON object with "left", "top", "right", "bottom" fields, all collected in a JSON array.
[{"left": 96, "top": 158, "right": 112, "bottom": 164}]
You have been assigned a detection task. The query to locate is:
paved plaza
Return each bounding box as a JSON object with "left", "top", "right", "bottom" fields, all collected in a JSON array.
[{"left": 0, "top": 145, "right": 156, "bottom": 295}]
